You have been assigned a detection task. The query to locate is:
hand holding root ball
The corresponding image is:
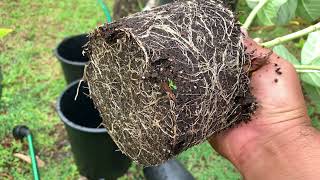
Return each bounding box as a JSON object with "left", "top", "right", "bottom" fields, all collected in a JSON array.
[{"left": 209, "top": 37, "right": 320, "bottom": 179}]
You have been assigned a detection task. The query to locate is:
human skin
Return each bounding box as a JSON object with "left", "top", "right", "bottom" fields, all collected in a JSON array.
[{"left": 209, "top": 38, "right": 320, "bottom": 180}]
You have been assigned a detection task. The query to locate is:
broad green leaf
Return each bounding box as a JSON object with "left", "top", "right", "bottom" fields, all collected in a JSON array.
[
  {"left": 0, "top": 28, "right": 13, "bottom": 38},
  {"left": 302, "top": 72, "right": 320, "bottom": 88},
  {"left": 301, "top": 31, "right": 320, "bottom": 65},
  {"left": 246, "top": 0, "right": 259, "bottom": 9},
  {"left": 297, "top": 0, "right": 320, "bottom": 22},
  {"left": 301, "top": 33, "right": 320, "bottom": 88},
  {"left": 273, "top": 45, "right": 300, "bottom": 65},
  {"left": 303, "top": 83, "right": 320, "bottom": 105},
  {"left": 257, "top": 0, "right": 298, "bottom": 26},
  {"left": 276, "top": 0, "right": 298, "bottom": 25},
  {"left": 301, "top": 57, "right": 320, "bottom": 87}
]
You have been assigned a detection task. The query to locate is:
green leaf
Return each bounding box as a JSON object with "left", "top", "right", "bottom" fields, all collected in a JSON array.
[
  {"left": 294, "top": 38, "right": 305, "bottom": 49},
  {"left": 301, "top": 57, "right": 320, "bottom": 87},
  {"left": 301, "top": 31, "right": 320, "bottom": 65},
  {"left": 0, "top": 28, "right": 13, "bottom": 38},
  {"left": 168, "top": 79, "right": 177, "bottom": 90},
  {"left": 302, "top": 72, "right": 320, "bottom": 88},
  {"left": 273, "top": 45, "right": 300, "bottom": 65},
  {"left": 276, "top": 0, "right": 298, "bottom": 25},
  {"left": 303, "top": 83, "right": 320, "bottom": 105},
  {"left": 246, "top": 0, "right": 259, "bottom": 9},
  {"left": 297, "top": 0, "right": 320, "bottom": 22},
  {"left": 301, "top": 33, "right": 320, "bottom": 88},
  {"left": 257, "top": 0, "right": 298, "bottom": 26}
]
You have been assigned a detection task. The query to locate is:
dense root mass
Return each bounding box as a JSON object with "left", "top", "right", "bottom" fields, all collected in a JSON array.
[{"left": 84, "top": 0, "right": 255, "bottom": 166}]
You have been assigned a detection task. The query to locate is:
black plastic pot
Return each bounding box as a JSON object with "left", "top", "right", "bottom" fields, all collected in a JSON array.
[
  {"left": 143, "top": 159, "right": 194, "bottom": 180},
  {"left": 56, "top": 80, "right": 131, "bottom": 179},
  {"left": 54, "top": 34, "right": 89, "bottom": 84}
]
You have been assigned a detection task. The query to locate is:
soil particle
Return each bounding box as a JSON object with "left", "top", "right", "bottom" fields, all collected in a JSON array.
[
  {"left": 275, "top": 67, "right": 282, "bottom": 75},
  {"left": 274, "top": 78, "right": 278, "bottom": 83}
]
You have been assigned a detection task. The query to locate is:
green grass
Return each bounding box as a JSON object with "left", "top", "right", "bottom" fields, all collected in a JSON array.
[{"left": 0, "top": 0, "right": 319, "bottom": 179}]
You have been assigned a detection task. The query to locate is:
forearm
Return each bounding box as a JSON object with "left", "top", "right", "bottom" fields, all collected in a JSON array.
[{"left": 238, "top": 125, "right": 320, "bottom": 180}]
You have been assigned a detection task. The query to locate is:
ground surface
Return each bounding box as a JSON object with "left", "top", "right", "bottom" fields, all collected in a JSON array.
[{"left": 0, "top": 0, "right": 319, "bottom": 179}]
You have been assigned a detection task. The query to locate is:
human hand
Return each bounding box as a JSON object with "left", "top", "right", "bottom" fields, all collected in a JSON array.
[{"left": 209, "top": 37, "right": 320, "bottom": 179}]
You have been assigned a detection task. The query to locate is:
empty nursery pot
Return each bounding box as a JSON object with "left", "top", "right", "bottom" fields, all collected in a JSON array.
[
  {"left": 54, "top": 34, "right": 88, "bottom": 84},
  {"left": 143, "top": 159, "right": 194, "bottom": 180},
  {"left": 56, "top": 80, "right": 131, "bottom": 179}
]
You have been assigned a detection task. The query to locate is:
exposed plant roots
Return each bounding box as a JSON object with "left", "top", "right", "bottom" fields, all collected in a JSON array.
[{"left": 84, "top": 0, "right": 256, "bottom": 166}]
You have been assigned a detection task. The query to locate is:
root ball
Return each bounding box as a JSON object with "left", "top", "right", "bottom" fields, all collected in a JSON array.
[{"left": 84, "top": 0, "right": 255, "bottom": 166}]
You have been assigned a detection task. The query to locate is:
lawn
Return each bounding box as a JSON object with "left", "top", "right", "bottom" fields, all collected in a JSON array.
[{"left": 0, "top": 0, "right": 319, "bottom": 179}]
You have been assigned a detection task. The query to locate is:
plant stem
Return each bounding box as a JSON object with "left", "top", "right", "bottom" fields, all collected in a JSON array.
[
  {"left": 262, "top": 22, "right": 320, "bottom": 48},
  {"left": 243, "top": 0, "right": 269, "bottom": 29},
  {"left": 294, "top": 65, "right": 320, "bottom": 73}
]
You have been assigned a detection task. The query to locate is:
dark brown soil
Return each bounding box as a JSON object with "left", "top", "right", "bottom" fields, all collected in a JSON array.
[
  {"left": 85, "top": 0, "right": 255, "bottom": 166},
  {"left": 275, "top": 67, "right": 282, "bottom": 75}
]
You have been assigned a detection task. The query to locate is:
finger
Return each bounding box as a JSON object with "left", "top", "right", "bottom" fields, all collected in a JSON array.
[{"left": 250, "top": 49, "right": 308, "bottom": 123}]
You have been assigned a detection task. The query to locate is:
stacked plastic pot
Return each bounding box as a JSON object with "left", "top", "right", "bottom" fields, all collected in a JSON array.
[{"left": 55, "top": 34, "right": 131, "bottom": 179}]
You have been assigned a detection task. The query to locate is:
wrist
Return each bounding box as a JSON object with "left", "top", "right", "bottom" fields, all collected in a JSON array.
[{"left": 238, "top": 123, "right": 320, "bottom": 179}]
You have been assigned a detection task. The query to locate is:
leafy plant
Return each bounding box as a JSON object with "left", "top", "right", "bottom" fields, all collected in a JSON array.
[
  {"left": 245, "top": 0, "right": 320, "bottom": 25},
  {"left": 297, "top": 0, "right": 320, "bottom": 22},
  {"left": 258, "top": 0, "right": 298, "bottom": 25},
  {"left": 244, "top": 0, "right": 320, "bottom": 110}
]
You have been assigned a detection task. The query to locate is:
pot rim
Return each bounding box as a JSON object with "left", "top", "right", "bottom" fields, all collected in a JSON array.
[
  {"left": 56, "top": 80, "right": 107, "bottom": 133},
  {"left": 54, "top": 34, "right": 88, "bottom": 66}
]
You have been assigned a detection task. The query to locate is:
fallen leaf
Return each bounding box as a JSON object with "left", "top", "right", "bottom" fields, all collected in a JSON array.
[
  {"left": 13, "top": 153, "right": 45, "bottom": 167},
  {"left": 0, "top": 173, "right": 14, "bottom": 180}
]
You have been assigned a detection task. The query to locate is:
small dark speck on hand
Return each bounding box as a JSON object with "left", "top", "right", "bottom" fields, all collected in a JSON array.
[
  {"left": 275, "top": 67, "right": 282, "bottom": 75},
  {"left": 277, "top": 56, "right": 280, "bottom": 59},
  {"left": 274, "top": 79, "right": 278, "bottom": 83},
  {"left": 274, "top": 63, "right": 278, "bottom": 67}
]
